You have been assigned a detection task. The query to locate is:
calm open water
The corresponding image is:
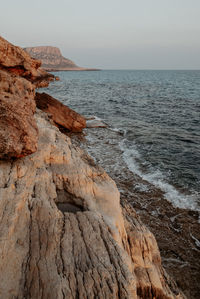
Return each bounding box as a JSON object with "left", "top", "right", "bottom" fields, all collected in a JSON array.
[{"left": 43, "top": 70, "right": 200, "bottom": 212}]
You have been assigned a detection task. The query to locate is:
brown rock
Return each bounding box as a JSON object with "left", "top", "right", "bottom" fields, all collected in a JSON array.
[
  {"left": 0, "top": 70, "right": 38, "bottom": 159},
  {"left": 0, "top": 36, "right": 54, "bottom": 87},
  {"left": 35, "top": 92, "right": 86, "bottom": 132},
  {"left": 0, "top": 110, "right": 183, "bottom": 298}
]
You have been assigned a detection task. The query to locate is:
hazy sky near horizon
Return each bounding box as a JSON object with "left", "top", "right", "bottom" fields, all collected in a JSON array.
[{"left": 1, "top": 0, "right": 200, "bottom": 69}]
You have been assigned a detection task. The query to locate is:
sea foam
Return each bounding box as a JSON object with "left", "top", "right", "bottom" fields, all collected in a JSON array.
[{"left": 119, "top": 139, "right": 200, "bottom": 213}]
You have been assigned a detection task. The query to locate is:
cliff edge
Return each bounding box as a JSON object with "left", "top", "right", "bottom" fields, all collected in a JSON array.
[
  {"left": 24, "top": 46, "right": 98, "bottom": 71},
  {"left": 0, "top": 37, "right": 183, "bottom": 298}
]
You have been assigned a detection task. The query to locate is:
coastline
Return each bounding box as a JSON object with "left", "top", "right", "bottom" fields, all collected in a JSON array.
[
  {"left": 71, "top": 128, "right": 200, "bottom": 299},
  {"left": 47, "top": 68, "right": 101, "bottom": 72},
  {"left": 0, "top": 36, "right": 185, "bottom": 298}
]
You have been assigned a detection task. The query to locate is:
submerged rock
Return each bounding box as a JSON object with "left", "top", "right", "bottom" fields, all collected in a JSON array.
[{"left": 35, "top": 92, "right": 86, "bottom": 132}]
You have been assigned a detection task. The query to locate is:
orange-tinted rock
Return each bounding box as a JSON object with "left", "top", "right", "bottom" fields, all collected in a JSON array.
[
  {"left": 0, "top": 70, "right": 38, "bottom": 159},
  {"left": 35, "top": 92, "right": 86, "bottom": 132},
  {"left": 0, "top": 36, "right": 54, "bottom": 87}
]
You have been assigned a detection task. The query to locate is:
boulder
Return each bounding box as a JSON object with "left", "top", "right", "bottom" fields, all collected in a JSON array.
[
  {"left": 35, "top": 92, "right": 86, "bottom": 132},
  {"left": 0, "top": 70, "right": 38, "bottom": 159}
]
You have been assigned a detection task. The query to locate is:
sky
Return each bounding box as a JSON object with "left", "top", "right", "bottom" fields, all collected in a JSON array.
[{"left": 1, "top": 0, "right": 200, "bottom": 69}]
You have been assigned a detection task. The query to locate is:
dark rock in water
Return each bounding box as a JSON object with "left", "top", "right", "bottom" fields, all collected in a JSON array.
[
  {"left": 35, "top": 92, "right": 86, "bottom": 132},
  {"left": 0, "top": 70, "right": 38, "bottom": 159},
  {"left": 0, "top": 36, "right": 55, "bottom": 88}
]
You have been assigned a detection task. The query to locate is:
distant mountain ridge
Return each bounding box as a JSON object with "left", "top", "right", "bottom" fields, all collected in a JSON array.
[{"left": 24, "top": 46, "right": 98, "bottom": 71}]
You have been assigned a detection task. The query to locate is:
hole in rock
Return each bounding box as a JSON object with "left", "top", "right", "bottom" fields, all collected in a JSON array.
[
  {"left": 55, "top": 189, "right": 86, "bottom": 214},
  {"left": 56, "top": 202, "right": 84, "bottom": 213}
]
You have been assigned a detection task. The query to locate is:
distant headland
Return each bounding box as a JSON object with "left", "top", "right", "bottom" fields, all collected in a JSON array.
[{"left": 24, "top": 46, "right": 99, "bottom": 71}]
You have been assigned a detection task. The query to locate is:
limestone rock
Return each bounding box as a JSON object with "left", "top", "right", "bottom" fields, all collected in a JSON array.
[
  {"left": 0, "top": 70, "right": 38, "bottom": 159},
  {"left": 35, "top": 92, "right": 86, "bottom": 132},
  {"left": 0, "top": 110, "right": 182, "bottom": 298},
  {"left": 0, "top": 36, "right": 54, "bottom": 87},
  {"left": 24, "top": 46, "right": 99, "bottom": 71}
]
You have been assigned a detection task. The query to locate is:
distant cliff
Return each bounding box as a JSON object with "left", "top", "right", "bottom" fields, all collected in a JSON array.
[{"left": 24, "top": 46, "right": 98, "bottom": 71}]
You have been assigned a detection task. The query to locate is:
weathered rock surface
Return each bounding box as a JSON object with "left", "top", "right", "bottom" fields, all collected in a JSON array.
[
  {"left": 24, "top": 46, "right": 99, "bottom": 71},
  {"left": 0, "top": 36, "right": 55, "bottom": 87},
  {"left": 35, "top": 92, "right": 86, "bottom": 132},
  {"left": 0, "top": 110, "right": 183, "bottom": 298},
  {"left": 0, "top": 70, "right": 38, "bottom": 159}
]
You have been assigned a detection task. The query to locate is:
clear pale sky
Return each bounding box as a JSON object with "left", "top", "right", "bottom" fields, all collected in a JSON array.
[{"left": 1, "top": 0, "right": 200, "bottom": 69}]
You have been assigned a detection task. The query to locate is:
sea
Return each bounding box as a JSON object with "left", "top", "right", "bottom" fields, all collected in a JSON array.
[{"left": 43, "top": 70, "right": 200, "bottom": 215}]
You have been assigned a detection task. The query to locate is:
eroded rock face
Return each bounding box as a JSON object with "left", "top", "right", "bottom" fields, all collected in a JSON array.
[
  {"left": 0, "top": 36, "right": 54, "bottom": 87},
  {"left": 0, "top": 36, "right": 59, "bottom": 159},
  {"left": 0, "top": 70, "right": 38, "bottom": 159},
  {"left": 35, "top": 92, "right": 86, "bottom": 132},
  {"left": 0, "top": 111, "right": 182, "bottom": 298}
]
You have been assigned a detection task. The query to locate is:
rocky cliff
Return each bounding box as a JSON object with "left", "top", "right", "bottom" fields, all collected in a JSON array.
[
  {"left": 0, "top": 37, "right": 183, "bottom": 298},
  {"left": 0, "top": 36, "right": 55, "bottom": 87},
  {"left": 24, "top": 46, "right": 97, "bottom": 71}
]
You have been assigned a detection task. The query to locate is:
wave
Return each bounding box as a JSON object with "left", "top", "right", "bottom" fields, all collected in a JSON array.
[{"left": 119, "top": 139, "right": 200, "bottom": 213}]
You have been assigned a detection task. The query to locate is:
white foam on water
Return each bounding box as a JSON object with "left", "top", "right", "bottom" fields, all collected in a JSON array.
[
  {"left": 109, "top": 127, "right": 127, "bottom": 136},
  {"left": 85, "top": 115, "right": 103, "bottom": 121},
  {"left": 119, "top": 139, "right": 200, "bottom": 213}
]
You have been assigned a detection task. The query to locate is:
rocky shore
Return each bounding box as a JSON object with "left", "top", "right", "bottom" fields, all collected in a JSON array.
[
  {"left": 0, "top": 36, "right": 184, "bottom": 298},
  {"left": 72, "top": 128, "right": 200, "bottom": 299}
]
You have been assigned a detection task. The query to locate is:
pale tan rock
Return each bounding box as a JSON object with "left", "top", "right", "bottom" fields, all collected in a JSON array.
[
  {"left": 0, "top": 70, "right": 38, "bottom": 159},
  {"left": 0, "top": 110, "right": 183, "bottom": 298}
]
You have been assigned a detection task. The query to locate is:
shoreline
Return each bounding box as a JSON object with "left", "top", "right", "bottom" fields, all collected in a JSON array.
[
  {"left": 70, "top": 128, "right": 200, "bottom": 299},
  {"left": 0, "top": 35, "right": 189, "bottom": 298},
  {"left": 47, "top": 68, "right": 101, "bottom": 72}
]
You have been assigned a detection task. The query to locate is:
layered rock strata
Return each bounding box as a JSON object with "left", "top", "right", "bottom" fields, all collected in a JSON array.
[
  {"left": 0, "top": 110, "right": 182, "bottom": 298},
  {"left": 35, "top": 92, "right": 86, "bottom": 132}
]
